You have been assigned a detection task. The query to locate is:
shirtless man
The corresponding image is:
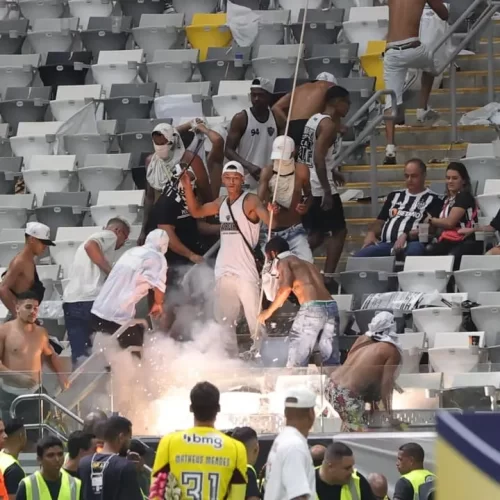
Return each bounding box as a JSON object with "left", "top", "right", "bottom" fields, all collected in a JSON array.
[
  {"left": 258, "top": 236, "right": 340, "bottom": 367},
  {"left": 0, "top": 222, "right": 54, "bottom": 318},
  {"left": 258, "top": 135, "right": 313, "bottom": 263},
  {"left": 272, "top": 73, "right": 337, "bottom": 148},
  {"left": 0, "top": 291, "right": 68, "bottom": 420},
  {"left": 383, "top": 0, "right": 449, "bottom": 165},
  {"left": 324, "top": 311, "right": 402, "bottom": 432}
]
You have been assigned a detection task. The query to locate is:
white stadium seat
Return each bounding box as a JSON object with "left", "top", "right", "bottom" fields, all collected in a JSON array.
[
  {"left": 252, "top": 10, "right": 289, "bottom": 51},
  {"left": 454, "top": 255, "right": 500, "bottom": 301},
  {"left": 412, "top": 307, "right": 462, "bottom": 347},
  {"left": 90, "top": 190, "right": 144, "bottom": 227},
  {"left": 252, "top": 44, "right": 304, "bottom": 81},
  {"left": 50, "top": 85, "right": 103, "bottom": 122},
  {"left": 27, "top": 18, "right": 79, "bottom": 55},
  {"left": 342, "top": 6, "right": 388, "bottom": 56},
  {"left": 461, "top": 143, "right": 500, "bottom": 195},
  {"left": 476, "top": 178, "right": 500, "bottom": 219},
  {"left": 68, "top": 0, "right": 113, "bottom": 29},
  {"left": 398, "top": 332, "right": 426, "bottom": 374},
  {"left": 0, "top": 55, "right": 40, "bottom": 99},
  {"left": 10, "top": 121, "right": 64, "bottom": 162},
  {"left": 18, "top": 0, "right": 65, "bottom": 22},
  {"left": 0, "top": 228, "right": 27, "bottom": 266},
  {"left": 213, "top": 80, "right": 252, "bottom": 119},
  {"left": 398, "top": 256, "right": 454, "bottom": 293},
  {"left": 0, "top": 194, "right": 35, "bottom": 229}
]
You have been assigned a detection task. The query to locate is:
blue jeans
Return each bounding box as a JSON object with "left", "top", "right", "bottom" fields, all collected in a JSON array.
[
  {"left": 63, "top": 301, "right": 93, "bottom": 366},
  {"left": 287, "top": 300, "right": 340, "bottom": 367},
  {"left": 260, "top": 223, "right": 313, "bottom": 263},
  {"left": 355, "top": 241, "right": 425, "bottom": 257}
]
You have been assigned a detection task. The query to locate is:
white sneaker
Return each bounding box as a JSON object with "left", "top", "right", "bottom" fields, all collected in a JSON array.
[{"left": 416, "top": 107, "right": 440, "bottom": 123}]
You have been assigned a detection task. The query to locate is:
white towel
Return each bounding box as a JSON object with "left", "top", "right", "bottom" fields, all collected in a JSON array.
[
  {"left": 364, "top": 311, "right": 403, "bottom": 358},
  {"left": 262, "top": 251, "right": 293, "bottom": 301}
]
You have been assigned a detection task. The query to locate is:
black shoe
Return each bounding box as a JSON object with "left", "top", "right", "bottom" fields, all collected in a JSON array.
[{"left": 383, "top": 155, "right": 397, "bottom": 165}]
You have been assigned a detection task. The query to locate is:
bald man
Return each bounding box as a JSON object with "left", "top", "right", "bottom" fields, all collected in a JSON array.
[
  {"left": 310, "top": 444, "right": 327, "bottom": 467},
  {"left": 368, "top": 473, "right": 389, "bottom": 500}
]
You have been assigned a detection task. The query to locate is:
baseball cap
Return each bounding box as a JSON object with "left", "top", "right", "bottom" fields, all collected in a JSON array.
[
  {"left": 316, "top": 72, "right": 338, "bottom": 84},
  {"left": 222, "top": 161, "right": 245, "bottom": 177},
  {"left": 251, "top": 77, "right": 274, "bottom": 94},
  {"left": 284, "top": 386, "right": 317, "bottom": 409},
  {"left": 271, "top": 135, "right": 295, "bottom": 160},
  {"left": 25, "top": 222, "right": 55, "bottom": 246}
]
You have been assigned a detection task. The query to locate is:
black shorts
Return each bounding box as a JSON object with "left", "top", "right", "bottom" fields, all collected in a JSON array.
[
  {"left": 302, "top": 194, "right": 346, "bottom": 234},
  {"left": 288, "top": 119, "right": 308, "bottom": 150},
  {"left": 90, "top": 314, "right": 145, "bottom": 350}
]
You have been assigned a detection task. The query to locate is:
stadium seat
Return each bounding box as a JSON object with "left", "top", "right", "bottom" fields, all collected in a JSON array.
[
  {"left": 471, "top": 304, "right": 500, "bottom": 348},
  {"left": 477, "top": 178, "right": 500, "bottom": 218},
  {"left": 252, "top": 44, "right": 304, "bottom": 81},
  {"left": 80, "top": 16, "right": 132, "bottom": 56},
  {"left": 119, "top": 0, "right": 166, "bottom": 27},
  {"left": 342, "top": 6, "right": 389, "bottom": 56},
  {"left": 156, "top": 81, "right": 212, "bottom": 118},
  {"left": 454, "top": 255, "right": 500, "bottom": 301},
  {"left": 396, "top": 372, "right": 443, "bottom": 391},
  {"left": 412, "top": 307, "right": 463, "bottom": 347},
  {"left": 429, "top": 331, "right": 485, "bottom": 374},
  {"left": 461, "top": 144, "right": 500, "bottom": 196},
  {"left": 0, "top": 54, "right": 40, "bottom": 99},
  {"left": 0, "top": 158, "right": 23, "bottom": 195},
  {"left": 359, "top": 40, "right": 386, "bottom": 92},
  {"left": 290, "top": 8, "right": 344, "bottom": 47},
  {"left": 39, "top": 51, "right": 93, "bottom": 87},
  {"left": 447, "top": 372, "right": 500, "bottom": 392},
  {"left": 0, "top": 193, "right": 35, "bottom": 229},
  {"left": 478, "top": 291, "right": 500, "bottom": 305},
  {"left": 103, "top": 83, "right": 156, "bottom": 128},
  {"left": 91, "top": 49, "right": 144, "bottom": 94},
  {"left": 304, "top": 44, "right": 359, "bottom": 80},
  {"left": 212, "top": 80, "right": 252, "bottom": 118},
  {"left": 0, "top": 124, "right": 10, "bottom": 157},
  {"left": 23, "top": 155, "right": 77, "bottom": 203},
  {"left": 50, "top": 84, "right": 102, "bottom": 122},
  {"left": 278, "top": 0, "right": 324, "bottom": 23},
  {"left": 146, "top": 49, "right": 199, "bottom": 87},
  {"left": 10, "top": 122, "right": 63, "bottom": 162},
  {"left": 0, "top": 20, "right": 29, "bottom": 55},
  {"left": 398, "top": 256, "right": 454, "bottom": 293},
  {"left": 51, "top": 226, "right": 107, "bottom": 278},
  {"left": 18, "top": 0, "right": 65, "bottom": 23},
  {"left": 198, "top": 47, "right": 251, "bottom": 90},
  {"left": 31, "top": 264, "right": 61, "bottom": 300},
  {"left": 0, "top": 87, "right": 52, "bottom": 134},
  {"left": 27, "top": 18, "right": 79, "bottom": 55},
  {"left": 35, "top": 191, "right": 90, "bottom": 240},
  {"left": 171, "top": 0, "right": 219, "bottom": 25},
  {"left": 77, "top": 153, "right": 131, "bottom": 195},
  {"left": 0, "top": 228, "right": 27, "bottom": 266},
  {"left": 132, "top": 14, "right": 185, "bottom": 61},
  {"left": 69, "top": 0, "right": 113, "bottom": 30},
  {"left": 63, "top": 119, "right": 117, "bottom": 166},
  {"left": 399, "top": 332, "right": 425, "bottom": 374},
  {"left": 252, "top": 10, "right": 289, "bottom": 51},
  {"left": 90, "top": 189, "right": 145, "bottom": 227},
  {"left": 185, "top": 13, "right": 232, "bottom": 62},
  {"left": 331, "top": 294, "right": 353, "bottom": 335},
  {"left": 339, "top": 256, "right": 395, "bottom": 308},
  {"left": 118, "top": 118, "right": 172, "bottom": 164}
]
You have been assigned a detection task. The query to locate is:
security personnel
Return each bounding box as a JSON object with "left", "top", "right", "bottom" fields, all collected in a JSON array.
[
  {"left": 394, "top": 443, "right": 435, "bottom": 500},
  {"left": 16, "top": 436, "right": 81, "bottom": 500},
  {"left": 231, "top": 427, "right": 262, "bottom": 499},
  {"left": 0, "top": 418, "right": 26, "bottom": 497},
  {"left": 315, "top": 442, "right": 376, "bottom": 500}
]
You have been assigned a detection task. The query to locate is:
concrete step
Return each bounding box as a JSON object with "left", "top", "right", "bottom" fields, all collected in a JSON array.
[
  {"left": 404, "top": 108, "right": 475, "bottom": 126},
  {"left": 442, "top": 70, "right": 500, "bottom": 88},
  {"left": 345, "top": 218, "right": 372, "bottom": 237},
  {"left": 366, "top": 143, "right": 467, "bottom": 164},
  {"left": 478, "top": 39, "right": 500, "bottom": 53},
  {"left": 343, "top": 180, "right": 446, "bottom": 198},
  {"left": 455, "top": 54, "right": 500, "bottom": 72},
  {"left": 343, "top": 163, "right": 447, "bottom": 183},
  {"left": 343, "top": 200, "right": 383, "bottom": 219},
  {"left": 406, "top": 87, "right": 499, "bottom": 109}
]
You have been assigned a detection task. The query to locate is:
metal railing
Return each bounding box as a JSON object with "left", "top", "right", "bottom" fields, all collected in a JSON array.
[{"left": 10, "top": 393, "right": 84, "bottom": 424}]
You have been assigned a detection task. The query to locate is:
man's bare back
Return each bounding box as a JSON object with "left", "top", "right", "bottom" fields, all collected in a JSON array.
[
  {"left": 2, "top": 252, "right": 36, "bottom": 296},
  {"left": 387, "top": 0, "right": 427, "bottom": 43},
  {"left": 331, "top": 336, "right": 401, "bottom": 399},
  {"left": 280, "top": 255, "right": 332, "bottom": 304}
]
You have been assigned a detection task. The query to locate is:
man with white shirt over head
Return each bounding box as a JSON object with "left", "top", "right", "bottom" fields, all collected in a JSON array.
[
  {"left": 63, "top": 218, "right": 130, "bottom": 369},
  {"left": 264, "top": 387, "right": 317, "bottom": 500}
]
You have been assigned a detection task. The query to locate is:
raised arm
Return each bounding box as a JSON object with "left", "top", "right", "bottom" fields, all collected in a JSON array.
[
  {"left": 183, "top": 149, "right": 213, "bottom": 203},
  {"left": 0, "top": 260, "right": 23, "bottom": 317},
  {"left": 179, "top": 173, "right": 223, "bottom": 218},
  {"left": 245, "top": 193, "right": 278, "bottom": 229},
  {"left": 258, "top": 260, "right": 293, "bottom": 323}
]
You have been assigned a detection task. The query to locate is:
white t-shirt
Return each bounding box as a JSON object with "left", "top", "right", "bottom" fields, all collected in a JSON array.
[
  {"left": 264, "top": 426, "right": 315, "bottom": 500},
  {"left": 63, "top": 230, "right": 118, "bottom": 304},
  {"left": 91, "top": 245, "right": 167, "bottom": 325}
]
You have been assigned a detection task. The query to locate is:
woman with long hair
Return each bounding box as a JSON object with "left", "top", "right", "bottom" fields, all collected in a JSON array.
[{"left": 425, "top": 162, "right": 481, "bottom": 268}]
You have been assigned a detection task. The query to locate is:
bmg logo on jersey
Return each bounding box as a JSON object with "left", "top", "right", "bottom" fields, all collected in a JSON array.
[{"left": 183, "top": 433, "right": 223, "bottom": 449}]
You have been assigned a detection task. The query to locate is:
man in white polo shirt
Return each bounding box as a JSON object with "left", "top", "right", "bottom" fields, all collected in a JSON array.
[
  {"left": 63, "top": 218, "right": 130, "bottom": 368},
  {"left": 264, "top": 387, "right": 317, "bottom": 500}
]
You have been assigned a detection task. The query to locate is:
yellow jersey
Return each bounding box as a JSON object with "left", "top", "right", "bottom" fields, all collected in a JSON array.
[{"left": 150, "top": 426, "right": 248, "bottom": 500}]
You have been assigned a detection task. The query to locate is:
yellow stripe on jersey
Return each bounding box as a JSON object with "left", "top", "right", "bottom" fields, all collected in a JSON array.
[{"left": 151, "top": 426, "right": 248, "bottom": 500}]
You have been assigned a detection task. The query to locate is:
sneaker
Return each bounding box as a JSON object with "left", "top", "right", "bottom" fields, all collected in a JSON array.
[
  {"left": 416, "top": 107, "right": 440, "bottom": 123},
  {"left": 383, "top": 144, "right": 397, "bottom": 165}
]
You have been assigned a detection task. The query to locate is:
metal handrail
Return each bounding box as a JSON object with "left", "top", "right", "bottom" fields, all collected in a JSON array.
[
  {"left": 10, "top": 393, "right": 84, "bottom": 424},
  {"left": 22, "top": 423, "right": 69, "bottom": 443},
  {"left": 182, "top": 239, "right": 220, "bottom": 283}
]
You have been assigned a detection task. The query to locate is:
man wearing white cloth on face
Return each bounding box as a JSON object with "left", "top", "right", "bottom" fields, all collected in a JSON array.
[
  {"left": 90, "top": 229, "right": 169, "bottom": 353},
  {"left": 258, "top": 135, "right": 313, "bottom": 263},
  {"left": 324, "top": 311, "right": 402, "bottom": 433}
]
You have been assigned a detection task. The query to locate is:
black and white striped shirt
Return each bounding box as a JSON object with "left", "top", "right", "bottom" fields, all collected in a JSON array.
[{"left": 378, "top": 189, "right": 443, "bottom": 243}]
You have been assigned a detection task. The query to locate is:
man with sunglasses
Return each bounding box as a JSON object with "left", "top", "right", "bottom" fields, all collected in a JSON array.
[{"left": 63, "top": 218, "right": 130, "bottom": 369}]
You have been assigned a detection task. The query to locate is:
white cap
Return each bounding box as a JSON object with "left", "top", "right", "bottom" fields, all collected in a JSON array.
[
  {"left": 25, "top": 222, "right": 55, "bottom": 246},
  {"left": 284, "top": 386, "right": 317, "bottom": 409},
  {"left": 251, "top": 77, "right": 274, "bottom": 94},
  {"left": 271, "top": 135, "right": 295, "bottom": 160},
  {"left": 222, "top": 161, "right": 245, "bottom": 177},
  {"left": 316, "top": 72, "right": 338, "bottom": 84}
]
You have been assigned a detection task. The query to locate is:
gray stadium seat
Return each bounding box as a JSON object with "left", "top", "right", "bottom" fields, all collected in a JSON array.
[
  {"left": 0, "top": 55, "right": 40, "bottom": 99},
  {"left": 0, "top": 228, "right": 27, "bottom": 266},
  {"left": 120, "top": 0, "right": 167, "bottom": 27},
  {"left": 304, "top": 44, "right": 358, "bottom": 79},
  {"left": 0, "top": 124, "right": 11, "bottom": 157},
  {"left": 27, "top": 18, "right": 79, "bottom": 55},
  {"left": 252, "top": 10, "right": 289, "bottom": 51},
  {"left": 0, "top": 20, "right": 29, "bottom": 55},
  {"left": 0, "top": 158, "right": 23, "bottom": 195},
  {"left": 0, "top": 194, "right": 35, "bottom": 229},
  {"left": 81, "top": 17, "right": 133, "bottom": 56},
  {"left": 77, "top": 153, "right": 131, "bottom": 195},
  {"left": 290, "top": 8, "right": 344, "bottom": 46},
  {"left": 146, "top": 49, "right": 199, "bottom": 86},
  {"left": 35, "top": 192, "right": 90, "bottom": 240},
  {"left": 18, "top": 0, "right": 65, "bottom": 23}
]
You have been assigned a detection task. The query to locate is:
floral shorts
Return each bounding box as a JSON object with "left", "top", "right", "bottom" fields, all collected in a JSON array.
[{"left": 324, "top": 379, "right": 367, "bottom": 432}]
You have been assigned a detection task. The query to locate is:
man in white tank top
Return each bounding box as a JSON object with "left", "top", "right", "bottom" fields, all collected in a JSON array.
[
  {"left": 180, "top": 160, "right": 279, "bottom": 357},
  {"left": 298, "top": 86, "right": 351, "bottom": 290},
  {"left": 225, "top": 78, "right": 284, "bottom": 191}
]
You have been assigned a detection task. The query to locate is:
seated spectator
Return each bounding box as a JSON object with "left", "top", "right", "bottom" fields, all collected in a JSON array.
[
  {"left": 424, "top": 162, "right": 481, "bottom": 268},
  {"left": 460, "top": 208, "right": 500, "bottom": 255},
  {"left": 356, "top": 159, "right": 443, "bottom": 258}
]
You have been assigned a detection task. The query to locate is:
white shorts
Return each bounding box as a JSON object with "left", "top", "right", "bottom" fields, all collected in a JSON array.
[{"left": 384, "top": 42, "right": 436, "bottom": 110}]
